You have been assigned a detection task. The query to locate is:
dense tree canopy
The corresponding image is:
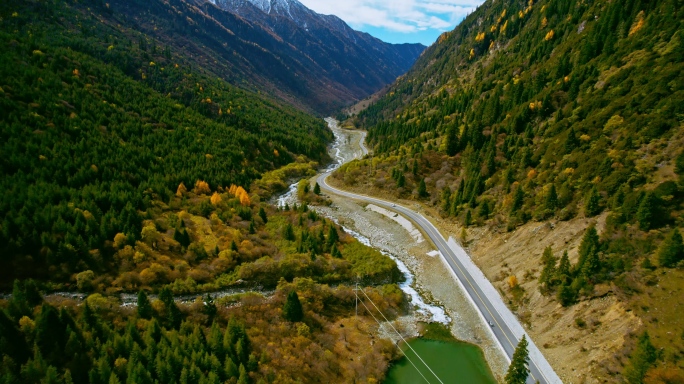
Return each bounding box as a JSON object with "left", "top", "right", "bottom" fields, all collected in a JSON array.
[{"left": 0, "top": 0, "right": 332, "bottom": 286}]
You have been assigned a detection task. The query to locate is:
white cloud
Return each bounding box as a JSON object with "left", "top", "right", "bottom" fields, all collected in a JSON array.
[{"left": 298, "top": 0, "right": 483, "bottom": 33}]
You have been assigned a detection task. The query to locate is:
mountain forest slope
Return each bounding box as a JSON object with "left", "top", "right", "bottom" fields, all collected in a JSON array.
[
  {"left": 337, "top": 0, "right": 684, "bottom": 381},
  {"left": 94, "top": 0, "right": 424, "bottom": 114},
  {"left": 211, "top": 0, "right": 426, "bottom": 110},
  {"left": 0, "top": 1, "right": 414, "bottom": 382},
  {"left": 0, "top": 0, "right": 336, "bottom": 285}
]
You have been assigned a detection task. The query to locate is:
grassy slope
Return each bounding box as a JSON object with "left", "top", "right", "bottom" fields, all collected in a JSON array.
[{"left": 338, "top": 0, "right": 684, "bottom": 380}]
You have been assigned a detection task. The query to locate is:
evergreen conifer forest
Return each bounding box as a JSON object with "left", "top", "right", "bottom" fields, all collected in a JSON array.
[
  {"left": 335, "top": 0, "right": 684, "bottom": 380},
  {"left": 3, "top": 0, "right": 684, "bottom": 381},
  {"left": 0, "top": 0, "right": 409, "bottom": 382}
]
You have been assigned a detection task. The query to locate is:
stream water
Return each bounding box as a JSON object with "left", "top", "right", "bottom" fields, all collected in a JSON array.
[{"left": 286, "top": 118, "right": 496, "bottom": 383}]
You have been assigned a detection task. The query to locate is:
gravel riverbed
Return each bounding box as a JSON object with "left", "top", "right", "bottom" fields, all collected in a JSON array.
[{"left": 283, "top": 120, "right": 509, "bottom": 380}]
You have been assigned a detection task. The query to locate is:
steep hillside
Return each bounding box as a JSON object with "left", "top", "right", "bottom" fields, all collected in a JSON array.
[
  {"left": 337, "top": 0, "right": 684, "bottom": 380},
  {"left": 85, "top": 0, "right": 424, "bottom": 114},
  {"left": 0, "top": 0, "right": 335, "bottom": 285},
  {"left": 208, "top": 0, "right": 425, "bottom": 112}
]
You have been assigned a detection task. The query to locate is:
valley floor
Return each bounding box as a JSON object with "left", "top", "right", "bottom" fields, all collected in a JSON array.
[
  {"left": 310, "top": 126, "right": 510, "bottom": 380},
  {"left": 328, "top": 170, "right": 642, "bottom": 383}
]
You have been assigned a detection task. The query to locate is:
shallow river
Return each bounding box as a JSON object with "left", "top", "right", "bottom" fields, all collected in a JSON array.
[{"left": 282, "top": 118, "right": 498, "bottom": 383}]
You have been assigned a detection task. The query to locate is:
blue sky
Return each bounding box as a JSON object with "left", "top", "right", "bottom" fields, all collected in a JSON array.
[{"left": 298, "top": 0, "right": 485, "bottom": 46}]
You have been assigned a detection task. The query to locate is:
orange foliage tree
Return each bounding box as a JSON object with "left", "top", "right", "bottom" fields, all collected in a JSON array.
[
  {"left": 228, "top": 185, "right": 251, "bottom": 206},
  {"left": 210, "top": 192, "right": 222, "bottom": 206},
  {"left": 176, "top": 182, "right": 187, "bottom": 197},
  {"left": 194, "top": 180, "right": 211, "bottom": 195}
]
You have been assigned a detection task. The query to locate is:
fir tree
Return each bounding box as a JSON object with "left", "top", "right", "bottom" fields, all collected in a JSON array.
[
  {"left": 440, "top": 187, "right": 452, "bottom": 213},
  {"left": 137, "top": 290, "right": 153, "bottom": 319},
  {"left": 556, "top": 283, "right": 576, "bottom": 307},
  {"left": 556, "top": 251, "right": 571, "bottom": 285},
  {"left": 636, "top": 192, "right": 656, "bottom": 231},
  {"left": 585, "top": 187, "right": 601, "bottom": 217},
  {"left": 283, "top": 223, "right": 295, "bottom": 241},
  {"left": 258, "top": 207, "right": 267, "bottom": 224},
  {"left": 444, "top": 125, "right": 459, "bottom": 156},
  {"left": 657, "top": 228, "right": 684, "bottom": 267},
  {"left": 418, "top": 179, "right": 429, "bottom": 198},
  {"left": 623, "top": 332, "right": 657, "bottom": 384},
  {"left": 326, "top": 225, "right": 339, "bottom": 247},
  {"left": 539, "top": 246, "right": 557, "bottom": 293},
  {"left": 511, "top": 185, "right": 524, "bottom": 213},
  {"left": 313, "top": 182, "right": 321, "bottom": 195},
  {"left": 565, "top": 128, "right": 579, "bottom": 153},
  {"left": 545, "top": 184, "right": 558, "bottom": 211},
  {"left": 505, "top": 336, "right": 529, "bottom": 384},
  {"left": 464, "top": 210, "right": 472, "bottom": 227},
  {"left": 577, "top": 225, "right": 599, "bottom": 272},
  {"left": 282, "top": 291, "right": 303, "bottom": 322},
  {"left": 237, "top": 363, "right": 248, "bottom": 384},
  {"left": 396, "top": 173, "right": 405, "bottom": 188}
]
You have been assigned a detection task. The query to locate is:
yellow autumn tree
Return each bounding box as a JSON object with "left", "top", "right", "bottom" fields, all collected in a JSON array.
[
  {"left": 239, "top": 193, "right": 251, "bottom": 207},
  {"left": 233, "top": 186, "right": 251, "bottom": 206},
  {"left": 176, "top": 182, "right": 187, "bottom": 197},
  {"left": 194, "top": 180, "right": 211, "bottom": 195},
  {"left": 507, "top": 275, "right": 519, "bottom": 288},
  {"left": 229, "top": 184, "right": 238, "bottom": 195},
  {"left": 210, "top": 192, "right": 222, "bottom": 206}
]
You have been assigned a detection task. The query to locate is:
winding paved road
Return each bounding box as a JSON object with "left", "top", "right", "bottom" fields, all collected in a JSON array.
[{"left": 317, "top": 121, "right": 562, "bottom": 384}]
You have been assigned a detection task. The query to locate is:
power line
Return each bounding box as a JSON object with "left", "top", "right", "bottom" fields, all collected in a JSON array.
[
  {"left": 359, "top": 288, "right": 445, "bottom": 384},
  {"left": 356, "top": 296, "right": 432, "bottom": 384}
]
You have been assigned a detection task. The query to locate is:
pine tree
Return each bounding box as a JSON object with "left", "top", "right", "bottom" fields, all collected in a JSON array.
[
  {"left": 283, "top": 223, "right": 295, "bottom": 241},
  {"left": 565, "top": 128, "right": 579, "bottom": 153},
  {"left": 585, "top": 187, "right": 601, "bottom": 217},
  {"left": 237, "top": 364, "right": 248, "bottom": 384},
  {"left": 396, "top": 172, "right": 405, "bottom": 188},
  {"left": 511, "top": 185, "right": 524, "bottom": 213},
  {"left": 224, "top": 357, "right": 239, "bottom": 379},
  {"left": 159, "top": 288, "right": 183, "bottom": 329},
  {"left": 313, "top": 182, "right": 321, "bottom": 195},
  {"left": 505, "top": 336, "right": 529, "bottom": 384},
  {"left": 418, "top": 179, "right": 429, "bottom": 198},
  {"left": 577, "top": 225, "right": 599, "bottom": 272},
  {"left": 556, "top": 283, "right": 576, "bottom": 307},
  {"left": 478, "top": 200, "right": 490, "bottom": 219},
  {"left": 282, "top": 291, "right": 303, "bottom": 322},
  {"left": 539, "top": 246, "right": 557, "bottom": 293},
  {"left": 440, "top": 187, "right": 452, "bottom": 213},
  {"left": 258, "top": 207, "right": 267, "bottom": 224},
  {"left": 636, "top": 192, "right": 656, "bottom": 231},
  {"left": 326, "top": 225, "right": 339, "bottom": 247},
  {"left": 444, "top": 125, "right": 459, "bottom": 156},
  {"left": 464, "top": 209, "right": 472, "bottom": 227},
  {"left": 657, "top": 228, "right": 684, "bottom": 267},
  {"left": 556, "top": 251, "right": 571, "bottom": 285},
  {"left": 623, "top": 332, "right": 657, "bottom": 384},
  {"left": 545, "top": 184, "right": 558, "bottom": 211},
  {"left": 137, "top": 290, "right": 153, "bottom": 319}
]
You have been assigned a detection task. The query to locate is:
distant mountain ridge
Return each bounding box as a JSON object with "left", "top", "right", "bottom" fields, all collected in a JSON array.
[
  {"left": 204, "top": 0, "right": 425, "bottom": 112},
  {"left": 25, "top": 0, "right": 425, "bottom": 115}
]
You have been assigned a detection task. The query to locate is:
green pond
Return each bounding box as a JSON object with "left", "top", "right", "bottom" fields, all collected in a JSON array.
[{"left": 384, "top": 339, "right": 497, "bottom": 384}]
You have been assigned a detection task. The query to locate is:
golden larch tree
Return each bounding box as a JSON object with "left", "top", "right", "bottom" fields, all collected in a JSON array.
[
  {"left": 176, "top": 182, "right": 187, "bottom": 197},
  {"left": 194, "top": 180, "right": 211, "bottom": 195},
  {"left": 210, "top": 192, "right": 222, "bottom": 206}
]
